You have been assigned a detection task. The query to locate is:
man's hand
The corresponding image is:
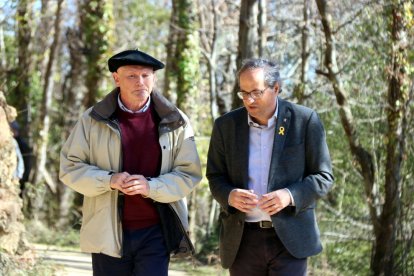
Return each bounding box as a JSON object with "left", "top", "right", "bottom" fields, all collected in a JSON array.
[
  {"left": 121, "top": 174, "right": 150, "bottom": 197},
  {"left": 109, "top": 173, "right": 150, "bottom": 197},
  {"left": 258, "top": 189, "right": 291, "bottom": 215},
  {"left": 228, "top": 189, "right": 258, "bottom": 213},
  {"left": 110, "top": 172, "right": 130, "bottom": 191}
]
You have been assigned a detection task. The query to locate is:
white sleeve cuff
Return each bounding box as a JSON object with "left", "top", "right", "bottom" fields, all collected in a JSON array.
[{"left": 284, "top": 188, "right": 295, "bottom": 206}]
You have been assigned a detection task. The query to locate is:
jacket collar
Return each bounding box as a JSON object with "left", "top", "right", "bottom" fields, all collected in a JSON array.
[{"left": 90, "top": 88, "right": 185, "bottom": 132}]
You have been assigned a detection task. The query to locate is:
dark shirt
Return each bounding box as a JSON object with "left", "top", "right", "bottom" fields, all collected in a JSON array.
[{"left": 117, "top": 105, "right": 161, "bottom": 230}]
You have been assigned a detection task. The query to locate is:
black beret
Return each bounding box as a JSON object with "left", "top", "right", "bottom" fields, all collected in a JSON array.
[{"left": 108, "top": 49, "right": 165, "bottom": 72}]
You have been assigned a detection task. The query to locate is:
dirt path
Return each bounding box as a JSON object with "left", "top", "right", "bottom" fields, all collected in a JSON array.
[{"left": 34, "top": 244, "right": 188, "bottom": 276}]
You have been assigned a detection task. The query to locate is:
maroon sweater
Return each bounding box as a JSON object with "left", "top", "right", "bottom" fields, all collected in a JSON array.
[{"left": 117, "top": 105, "right": 161, "bottom": 230}]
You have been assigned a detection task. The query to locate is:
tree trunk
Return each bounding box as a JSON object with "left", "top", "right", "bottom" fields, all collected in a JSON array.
[
  {"left": 257, "top": 0, "right": 267, "bottom": 57},
  {"left": 80, "top": 0, "right": 112, "bottom": 108},
  {"left": 294, "top": 0, "right": 310, "bottom": 104},
  {"left": 372, "top": 2, "right": 411, "bottom": 275},
  {"left": 55, "top": 26, "right": 88, "bottom": 228},
  {"left": 13, "top": 0, "right": 34, "bottom": 139},
  {"left": 231, "top": 0, "right": 259, "bottom": 109},
  {"left": 0, "top": 91, "right": 27, "bottom": 271},
  {"left": 33, "top": 0, "right": 53, "bottom": 77},
  {"left": 163, "top": 0, "right": 179, "bottom": 103},
  {"left": 204, "top": 0, "right": 219, "bottom": 121},
  {"left": 316, "top": 0, "right": 412, "bottom": 274},
  {"left": 188, "top": 188, "right": 198, "bottom": 248},
  {"left": 217, "top": 54, "right": 235, "bottom": 114},
  {"left": 31, "top": 0, "right": 63, "bottom": 192},
  {"left": 173, "top": 0, "right": 201, "bottom": 132}
]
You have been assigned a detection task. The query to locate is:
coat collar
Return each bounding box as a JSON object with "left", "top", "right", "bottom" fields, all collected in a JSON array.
[{"left": 90, "top": 88, "right": 185, "bottom": 132}]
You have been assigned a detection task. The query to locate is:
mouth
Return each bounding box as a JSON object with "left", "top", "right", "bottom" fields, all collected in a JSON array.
[{"left": 133, "top": 89, "right": 147, "bottom": 93}]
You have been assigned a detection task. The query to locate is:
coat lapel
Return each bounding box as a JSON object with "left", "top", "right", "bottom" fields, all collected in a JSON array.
[{"left": 268, "top": 98, "right": 291, "bottom": 189}]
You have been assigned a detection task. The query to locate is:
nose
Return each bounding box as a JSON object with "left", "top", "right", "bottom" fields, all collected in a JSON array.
[
  {"left": 136, "top": 76, "right": 144, "bottom": 85},
  {"left": 244, "top": 96, "right": 255, "bottom": 103}
]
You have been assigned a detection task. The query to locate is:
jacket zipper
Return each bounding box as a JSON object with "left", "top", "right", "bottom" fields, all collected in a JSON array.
[{"left": 104, "top": 116, "right": 124, "bottom": 256}]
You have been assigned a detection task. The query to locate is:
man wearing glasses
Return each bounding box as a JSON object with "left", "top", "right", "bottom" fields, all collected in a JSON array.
[{"left": 207, "top": 58, "right": 334, "bottom": 275}]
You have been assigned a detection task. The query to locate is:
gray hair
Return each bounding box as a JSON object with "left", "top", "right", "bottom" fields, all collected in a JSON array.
[{"left": 237, "top": 58, "right": 282, "bottom": 93}]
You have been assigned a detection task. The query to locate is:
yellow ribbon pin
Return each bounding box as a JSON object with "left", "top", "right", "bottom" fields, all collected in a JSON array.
[{"left": 278, "top": 126, "right": 285, "bottom": 135}]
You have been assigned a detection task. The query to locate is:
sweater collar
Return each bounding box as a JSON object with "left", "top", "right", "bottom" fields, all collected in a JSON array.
[{"left": 91, "top": 88, "right": 185, "bottom": 131}]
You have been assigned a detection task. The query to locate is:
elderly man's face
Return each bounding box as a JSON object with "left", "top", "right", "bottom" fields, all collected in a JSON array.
[{"left": 112, "top": 65, "right": 155, "bottom": 111}]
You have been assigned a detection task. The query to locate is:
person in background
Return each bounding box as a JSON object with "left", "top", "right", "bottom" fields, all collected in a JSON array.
[
  {"left": 60, "top": 49, "right": 202, "bottom": 276},
  {"left": 10, "top": 121, "right": 31, "bottom": 197},
  {"left": 207, "top": 58, "right": 334, "bottom": 275},
  {"left": 12, "top": 137, "right": 24, "bottom": 181}
]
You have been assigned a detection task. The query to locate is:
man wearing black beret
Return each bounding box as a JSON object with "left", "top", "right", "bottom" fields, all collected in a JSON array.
[{"left": 60, "top": 49, "right": 202, "bottom": 275}]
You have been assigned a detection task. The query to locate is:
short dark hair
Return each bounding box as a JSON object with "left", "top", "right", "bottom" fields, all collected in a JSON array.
[{"left": 237, "top": 58, "right": 282, "bottom": 93}]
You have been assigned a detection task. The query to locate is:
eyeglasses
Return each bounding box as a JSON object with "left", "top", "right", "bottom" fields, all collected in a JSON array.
[{"left": 237, "top": 87, "right": 269, "bottom": 100}]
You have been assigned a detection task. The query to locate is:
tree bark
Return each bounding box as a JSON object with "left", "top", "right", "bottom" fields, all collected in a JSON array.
[
  {"left": 231, "top": 0, "right": 259, "bottom": 109},
  {"left": 373, "top": 2, "right": 411, "bottom": 275},
  {"left": 173, "top": 0, "right": 201, "bottom": 132}
]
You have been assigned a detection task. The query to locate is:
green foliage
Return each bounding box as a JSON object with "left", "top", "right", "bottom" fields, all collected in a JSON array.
[
  {"left": 321, "top": 241, "right": 371, "bottom": 276},
  {"left": 81, "top": 0, "right": 114, "bottom": 103},
  {"left": 172, "top": 0, "right": 202, "bottom": 134},
  {"left": 24, "top": 220, "right": 80, "bottom": 248},
  {"left": 112, "top": 0, "right": 170, "bottom": 53}
]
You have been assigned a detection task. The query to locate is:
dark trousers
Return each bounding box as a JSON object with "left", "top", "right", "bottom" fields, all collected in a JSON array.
[
  {"left": 230, "top": 226, "right": 307, "bottom": 276},
  {"left": 92, "top": 224, "right": 169, "bottom": 276}
]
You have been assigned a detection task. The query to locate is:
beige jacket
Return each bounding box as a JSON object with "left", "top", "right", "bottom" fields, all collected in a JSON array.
[{"left": 59, "top": 89, "right": 202, "bottom": 258}]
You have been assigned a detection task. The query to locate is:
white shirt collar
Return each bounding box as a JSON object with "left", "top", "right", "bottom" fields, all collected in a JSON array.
[
  {"left": 247, "top": 97, "right": 279, "bottom": 128},
  {"left": 117, "top": 94, "right": 151, "bottom": 113}
]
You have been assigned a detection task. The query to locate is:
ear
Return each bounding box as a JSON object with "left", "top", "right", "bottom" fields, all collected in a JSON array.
[
  {"left": 273, "top": 83, "right": 280, "bottom": 94},
  {"left": 112, "top": 72, "right": 120, "bottom": 87}
]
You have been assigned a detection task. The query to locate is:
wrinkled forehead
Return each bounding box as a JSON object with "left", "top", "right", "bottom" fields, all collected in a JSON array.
[
  {"left": 239, "top": 68, "right": 265, "bottom": 86},
  {"left": 117, "top": 65, "right": 154, "bottom": 74}
]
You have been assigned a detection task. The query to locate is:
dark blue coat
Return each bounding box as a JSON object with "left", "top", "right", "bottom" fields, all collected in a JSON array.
[{"left": 206, "top": 97, "right": 334, "bottom": 268}]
